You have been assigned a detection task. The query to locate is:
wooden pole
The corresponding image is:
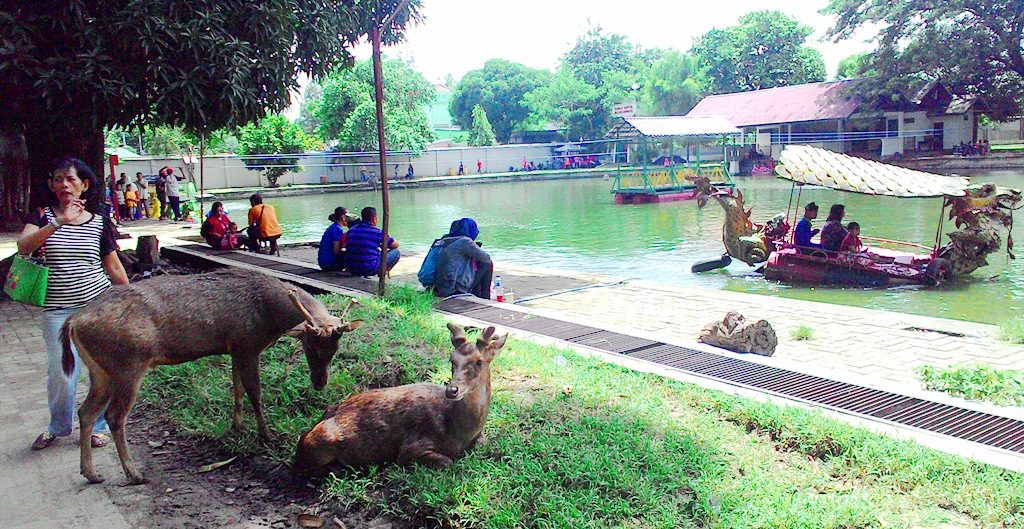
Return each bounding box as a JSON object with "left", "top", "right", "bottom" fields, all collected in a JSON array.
[
  {"left": 199, "top": 133, "right": 205, "bottom": 216},
  {"left": 371, "top": 25, "right": 390, "bottom": 296}
]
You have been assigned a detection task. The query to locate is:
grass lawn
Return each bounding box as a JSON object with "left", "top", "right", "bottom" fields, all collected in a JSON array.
[
  {"left": 991, "top": 143, "right": 1023, "bottom": 152},
  {"left": 143, "top": 287, "right": 1024, "bottom": 528}
]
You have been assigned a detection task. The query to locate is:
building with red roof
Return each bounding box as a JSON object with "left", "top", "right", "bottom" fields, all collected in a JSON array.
[{"left": 685, "top": 79, "right": 992, "bottom": 162}]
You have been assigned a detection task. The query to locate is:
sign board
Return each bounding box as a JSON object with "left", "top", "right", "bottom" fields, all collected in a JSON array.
[{"left": 612, "top": 102, "right": 637, "bottom": 118}]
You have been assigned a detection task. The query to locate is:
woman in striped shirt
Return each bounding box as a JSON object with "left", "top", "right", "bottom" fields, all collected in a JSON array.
[{"left": 17, "top": 158, "right": 129, "bottom": 451}]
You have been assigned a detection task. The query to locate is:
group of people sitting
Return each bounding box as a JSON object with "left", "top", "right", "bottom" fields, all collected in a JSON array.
[
  {"left": 954, "top": 140, "right": 991, "bottom": 157},
  {"left": 317, "top": 206, "right": 401, "bottom": 277},
  {"left": 200, "top": 194, "right": 282, "bottom": 253},
  {"left": 795, "top": 202, "right": 866, "bottom": 255}
]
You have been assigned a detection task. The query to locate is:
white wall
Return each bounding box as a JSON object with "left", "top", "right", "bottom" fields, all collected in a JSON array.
[
  {"left": 114, "top": 143, "right": 561, "bottom": 190},
  {"left": 928, "top": 112, "right": 975, "bottom": 150}
]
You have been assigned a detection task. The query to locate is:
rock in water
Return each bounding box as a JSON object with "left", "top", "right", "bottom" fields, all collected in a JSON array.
[{"left": 698, "top": 312, "right": 777, "bottom": 356}]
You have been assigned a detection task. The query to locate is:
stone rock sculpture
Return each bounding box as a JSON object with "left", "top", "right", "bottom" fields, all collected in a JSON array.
[{"left": 698, "top": 311, "right": 777, "bottom": 356}]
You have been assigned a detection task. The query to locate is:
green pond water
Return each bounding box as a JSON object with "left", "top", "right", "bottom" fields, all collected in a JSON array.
[{"left": 222, "top": 171, "right": 1024, "bottom": 324}]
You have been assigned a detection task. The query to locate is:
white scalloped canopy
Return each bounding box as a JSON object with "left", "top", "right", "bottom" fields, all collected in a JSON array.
[{"left": 776, "top": 145, "right": 970, "bottom": 198}]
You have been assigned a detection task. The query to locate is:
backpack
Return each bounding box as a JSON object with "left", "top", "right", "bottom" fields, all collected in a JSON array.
[{"left": 417, "top": 237, "right": 454, "bottom": 287}]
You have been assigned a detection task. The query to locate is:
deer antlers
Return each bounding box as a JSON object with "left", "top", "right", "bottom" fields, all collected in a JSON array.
[{"left": 289, "top": 290, "right": 359, "bottom": 337}]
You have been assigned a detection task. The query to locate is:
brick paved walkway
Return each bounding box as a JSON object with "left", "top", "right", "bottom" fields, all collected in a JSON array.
[
  {"left": 519, "top": 278, "right": 1024, "bottom": 389},
  {"left": 0, "top": 302, "right": 131, "bottom": 529},
  {"left": 275, "top": 245, "right": 1024, "bottom": 393}
]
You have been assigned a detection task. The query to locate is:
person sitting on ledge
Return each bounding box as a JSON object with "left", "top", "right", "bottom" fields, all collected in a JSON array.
[
  {"left": 200, "top": 201, "right": 245, "bottom": 250},
  {"left": 344, "top": 206, "right": 400, "bottom": 277},
  {"left": 318, "top": 206, "right": 351, "bottom": 272},
  {"left": 794, "top": 202, "right": 820, "bottom": 250},
  {"left": 247, "top": 194, "right": 282, "bottom": 254},
  {"left": 432, "top": 218, "right": 492, "bottom": 299}
]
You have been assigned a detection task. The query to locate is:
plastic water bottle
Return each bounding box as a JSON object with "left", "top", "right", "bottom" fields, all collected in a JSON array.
[{"left": 492, "top": 276, "right": 504, "bottom": 302}]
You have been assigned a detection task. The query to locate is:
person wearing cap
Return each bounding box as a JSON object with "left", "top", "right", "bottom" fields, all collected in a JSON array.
[
  {"left": 318, "top": 206, "right": 352, "bottom": 272},
  {"left": 794, "top": 202, "right": 821, "bottom": 250}
]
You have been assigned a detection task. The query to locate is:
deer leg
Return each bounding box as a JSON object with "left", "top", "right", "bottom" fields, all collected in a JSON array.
[
  {"left": 236, "top": 356, "right": 270, "bottom": 442},
  {"left": 230, "top": 359, "right": 245, "bottom": 432},
  {"left": 398, "top": 442, "right": 454, "bottom": 469},
  {"left": 414, "top": 450, "right": 454, "bottom": 469},
  {"left": 78, "top": 372, "right": 111, "bottom": 484},
  {"left": 106, "top": 376, "right": 147, "bottom": 485}
]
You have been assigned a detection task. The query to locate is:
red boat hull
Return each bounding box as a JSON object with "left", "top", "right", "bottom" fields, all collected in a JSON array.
[{"left": 764, "top": 247, "right": 930, "bottom": 287}]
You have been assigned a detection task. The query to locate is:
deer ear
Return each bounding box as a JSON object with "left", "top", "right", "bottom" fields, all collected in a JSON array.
[
  {"left": 336, "top": 319, "right": 364, "bottom": 334},
  {"left": 447, "top": 322, "right": 467, "bottom": 347},
  {"left": 484, "top": 333, "right": 508, "bottom": 359}
]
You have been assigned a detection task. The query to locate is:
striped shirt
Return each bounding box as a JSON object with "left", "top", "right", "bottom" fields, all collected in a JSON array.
[
  {"left": 31, "top": 207, "right": 117, "bottom": 309},
  {"left": 344, "top": 222, "right": 392, "bottom": 276}
]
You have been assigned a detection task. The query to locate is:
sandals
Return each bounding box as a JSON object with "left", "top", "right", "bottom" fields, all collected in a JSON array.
[
  {"left": 31, "top": 432, "right": 58, "bottom": 450},
  {"left": 31, "top": 432, "right": 110, "bottom": 450}
]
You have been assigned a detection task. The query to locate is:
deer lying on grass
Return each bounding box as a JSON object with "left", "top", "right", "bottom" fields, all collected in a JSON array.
[
  {"left": 61, "top": 269, "right": 362, "bottom": 485},
  {"left": 294, "top": 323, "right": 506, "bottom": 474}
]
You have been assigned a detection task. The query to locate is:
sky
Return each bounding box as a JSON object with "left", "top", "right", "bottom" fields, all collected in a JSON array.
[{"left": 288, "top": 0, "right": 879, "bottom": 116}]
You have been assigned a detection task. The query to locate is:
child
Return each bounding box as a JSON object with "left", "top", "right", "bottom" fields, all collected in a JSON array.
[
  {"left": 124, "top": 184, "right": 140, "bottom": 220},
  {"left": 839, "top": 221, "right": 863, "bottom": 253},
  {"left": 115, "top": 184, "right": 127, "bottom": 221}
]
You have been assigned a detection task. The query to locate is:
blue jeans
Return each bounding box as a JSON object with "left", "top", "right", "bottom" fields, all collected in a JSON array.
[
  {"left": 42, "top": 307, "right": 109, "bottom": 436},
  {"left": 385, "top": 248, "right": 401, "bottom": 271}
]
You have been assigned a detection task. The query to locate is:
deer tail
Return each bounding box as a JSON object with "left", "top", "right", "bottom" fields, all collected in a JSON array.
[{"left": 60, "top": 320, "right": 75, "bottom": 377}]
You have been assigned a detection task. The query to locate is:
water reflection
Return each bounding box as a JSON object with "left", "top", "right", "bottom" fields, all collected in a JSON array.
[{"left": 221, "top": 171, "right": 1024, "bottom": 323}]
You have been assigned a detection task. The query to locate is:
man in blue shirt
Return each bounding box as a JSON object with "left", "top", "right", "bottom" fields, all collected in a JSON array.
[
  {"left": 794, "top": 202, "right": 820, "bottom": 249},
  {"left": 345, "top": 206, "right": 400, "bottom": 276}
]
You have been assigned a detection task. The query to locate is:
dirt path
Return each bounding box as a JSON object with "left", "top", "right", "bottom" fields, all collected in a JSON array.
[{"left": 110, "top": 405, "right": 401, "bottom": 529}]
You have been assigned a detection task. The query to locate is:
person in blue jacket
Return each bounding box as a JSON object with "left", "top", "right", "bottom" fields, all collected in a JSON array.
[
  {"left": 432, "top": 218, "right": 492, "bottom": 298},
  {"left": 794, "top": 202, "right": 820, "bottom": 249}
]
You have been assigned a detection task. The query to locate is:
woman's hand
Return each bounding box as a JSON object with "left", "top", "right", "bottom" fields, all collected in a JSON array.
[{"left": 57, "top": 199, "right": 86, "bottom": 225}]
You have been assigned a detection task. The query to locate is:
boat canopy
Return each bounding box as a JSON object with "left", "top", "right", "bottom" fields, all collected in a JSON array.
[
  {"left": 607, "top": 116, "right": 741, "bottom": 138},
  {"left": 776, "top": 145, "right": 970, "bottom": 198}
]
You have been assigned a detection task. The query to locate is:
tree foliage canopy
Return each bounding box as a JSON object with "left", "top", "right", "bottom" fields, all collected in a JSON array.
[
  {"left": 692, "top": 10, "right": 826, "bottom": 93},
  {"left": 468, "top": 105, "right": 497, "bottom": 146},
  {"left": 834, "top": 52, "right": 871, "bottom": 80},
  {"left": 449, "top": 59, "right": 550, "bottom": 143},
  {"left": 825, "top": 0, "right": 1024, "bottom": 116},
  {"left": 0, "top": 0, "right": 418, "bottom": 220},
  {"left": 237, "top": 115, "right": 317, "bottom": 187},
  {"left": 641, "top": 51, "right": 708, "bottom": 115},
  {"left": 309, "top": 58, "right": 436, "bottom": 152}
]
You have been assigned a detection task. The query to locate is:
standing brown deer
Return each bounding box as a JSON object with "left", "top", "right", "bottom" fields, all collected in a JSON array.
[
  {"left": 60, "top": 269, "right": 362, "bottom": 485},
  {"left": 294, "top": 323, "right": 506, "bottom": 474}
]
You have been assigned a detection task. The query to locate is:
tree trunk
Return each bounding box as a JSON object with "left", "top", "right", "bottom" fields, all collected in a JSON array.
[
  {"left": 22, "top": 120, "right": 105, "bottom": 214},
  {"left": 0, "top": 123, "right": 30, "bottom": 229}
]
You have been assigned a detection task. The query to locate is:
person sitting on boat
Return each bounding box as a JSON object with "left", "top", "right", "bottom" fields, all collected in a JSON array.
[
  {"left": 820, "top": 204, "right": 848, "bottom": 252},
  {"left": 839, "top": 222, "right": 865, "bottom": 253},
  {"left": 794, "top": 202, "right": 820, "bottom": 250}
]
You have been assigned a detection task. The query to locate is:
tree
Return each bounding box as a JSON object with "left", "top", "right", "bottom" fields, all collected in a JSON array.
[
  {"left": 825, "top": 0, "right": 1024, "bottom": 116},
  {"left": 524, "top": 70, "right": 606, "bottom": 141},
  {"left": 564, "top": 27, "right": 636, "bottom": 86},
  {"left": 692, "top": 10, "right": 828, "bottom": 93},
  {"left": 313, "top": 58, "right": 436, "bottom": 151},
  {"left": 641, "top": 51, "right": 708, "bottom": 115},
  {"left": 237, "top": 115, "right": 315, "bottom": 187},
  {"left": 468, "top": 105, "right": 496, "bottom": 146},
  {"left": 835, "top": 52, "right": 871, "bottom": 80},
  {"left": 0, "top": 0, "right": 419, "bottom": 223},
  {"left": 449, "top": 59, "right": 550, "bottom": 143},
  {"left": 296, "top": 82, "right": 325, "bottom": 138}
]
